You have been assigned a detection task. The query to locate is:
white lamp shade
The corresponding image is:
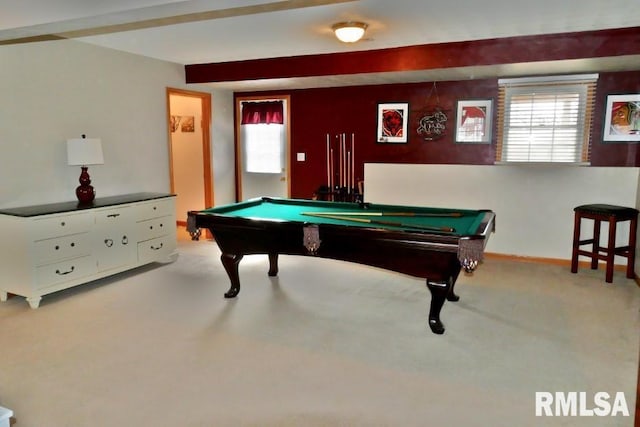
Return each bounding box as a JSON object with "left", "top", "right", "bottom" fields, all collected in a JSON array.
[
  {"left": 333, "top": 22, "right": 367, "bottom": 43},
  {"left": 67, "top": 138, "right": 104, "bottom": 166}
]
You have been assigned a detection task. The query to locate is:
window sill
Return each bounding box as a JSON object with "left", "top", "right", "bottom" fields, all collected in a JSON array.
[{"left": 494, "top": 161, "right": 591, "bottom": 166}]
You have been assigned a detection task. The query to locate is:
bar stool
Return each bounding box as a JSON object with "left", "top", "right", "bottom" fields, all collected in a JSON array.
[{"left": 571, "top": 204, "right": 638, "bottom": 283}]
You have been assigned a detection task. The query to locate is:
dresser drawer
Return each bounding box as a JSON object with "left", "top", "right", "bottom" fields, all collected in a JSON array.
[
  {"left": 32, "top": 232, "right": 91, "bottom": 266},
  {"left": 34, "top": 256, "right": 96, "bottom": 290},
  {"left": 137, "top": 236, "right": 174, "bottom": 264},
  {"left": 137, "top": 216, "right": 172, "bottom": 242},
  {"left": 136, "top": 198, "right": 174, "bottom": 220},
  {"left": 31, "top": 213, "right": 93, "bottom": 240}
]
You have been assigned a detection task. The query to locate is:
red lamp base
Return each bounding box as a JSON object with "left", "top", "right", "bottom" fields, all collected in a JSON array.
[{"left": 76, "top": 166, "right": 96, "bottom": 203}]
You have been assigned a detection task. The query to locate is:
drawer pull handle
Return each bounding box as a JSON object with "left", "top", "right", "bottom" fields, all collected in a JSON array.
[
  {"left": 70, "top": 242, "right": 75, "bottom": 247},
  {"left": 122, "top": 236, "right": 129, "bottom": 245},
  {"left": 104, "top": 239, "right": 114, "bottom": 247},
  {"left": 150, "top": 243, "right": 163, "bottom": 251},
  {"left": 107, "top": 213, "right": 120, "bottom": 218},
  {"left": 55, "top": 245, "right": 60, "bottom": 250},
  {"left": 55, "top": 266, "right": 75, "bottom": 275},
  {"left": 60, "top": 221, "right": 66, "bottom": 227}
]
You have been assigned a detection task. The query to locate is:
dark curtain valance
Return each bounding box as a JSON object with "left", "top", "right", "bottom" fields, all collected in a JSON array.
[{"left": 241, "top": 101, "right": 284, "bottom": 125}]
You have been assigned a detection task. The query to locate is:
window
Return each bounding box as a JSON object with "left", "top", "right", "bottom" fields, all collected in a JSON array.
[
  {"left": 495, "top": 74, "right": 598, "bottom": 164},
  {"left": 242, "top": 124, "right": 284, "bottom": 173},
  {"left": 241, "top": 101, "right": 284, "bottom": 174}
]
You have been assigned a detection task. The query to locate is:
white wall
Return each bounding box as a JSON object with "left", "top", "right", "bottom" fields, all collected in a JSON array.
[
  {"left": 0, "top": 38, "right": 236, "bottom": 209},
  {"left": 365, "top": 163, "right": 640, "bottom": 264},
  {"left": 210, "top": 90, "right": 236, "bottom": 206}
]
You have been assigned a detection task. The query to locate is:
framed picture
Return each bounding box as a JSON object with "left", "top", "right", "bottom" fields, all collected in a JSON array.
[
  {"left": 181, "top": 116, "right": 195, "bottom": 132},
  {"left": 377, "top": 103, "right": 409, "bottom": 143},
  {"left": 170, "top": 115, "right": 181, "bottom": 132},
  {"left": 603, "top": 94, "right": 640, "bottom": 142},
  {"left": 455, "top": 99, "right": 492, "bottom": 143}
]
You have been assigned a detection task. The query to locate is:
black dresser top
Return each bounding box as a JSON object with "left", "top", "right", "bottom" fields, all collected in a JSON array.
[{"left": 0, "top": 192, "right": 175, "bottom": 217}]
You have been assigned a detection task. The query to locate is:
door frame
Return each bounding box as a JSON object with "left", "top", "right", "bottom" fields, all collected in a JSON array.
[
  {"left": 235, "top": 94, "right": 291, "bottom": 201},
  {"left": 166, "top": 87, "right": 213, "bottom": 219}
]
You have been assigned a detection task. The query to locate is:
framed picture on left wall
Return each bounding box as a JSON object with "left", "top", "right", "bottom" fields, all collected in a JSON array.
[{"left": 377, "top": 102, "right": 409, "bottom": 143}]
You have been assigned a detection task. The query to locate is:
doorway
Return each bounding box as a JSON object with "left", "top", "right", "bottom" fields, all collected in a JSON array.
[
  {"left": 235, "top": 95, "right": 291, "bottom": 201},
  {"left": 166, "top": 88, "right": 213, "bottom": 226}
]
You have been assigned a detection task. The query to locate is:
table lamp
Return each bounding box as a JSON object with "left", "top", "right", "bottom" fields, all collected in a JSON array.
[{"left": 67, "top": 135, "right": 104, "bottom": 203}]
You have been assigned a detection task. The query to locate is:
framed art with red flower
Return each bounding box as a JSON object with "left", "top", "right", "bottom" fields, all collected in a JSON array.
[{"left": 377, "top": 102, "right": 409, "bottom": 143}]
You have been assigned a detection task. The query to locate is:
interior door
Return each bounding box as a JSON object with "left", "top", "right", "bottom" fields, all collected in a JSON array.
[
  {"left": 167, "top": 88, "right": 213, "bottom": 223},
  {"left": 236, "top": 95, "right": 290, "bottom": 201}
]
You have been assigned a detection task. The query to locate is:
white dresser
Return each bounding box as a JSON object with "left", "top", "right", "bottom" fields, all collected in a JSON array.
[
  {"left": 0, "top": 406, "right": 12, "bottom": 427},
  {"left": 0, "top": 193, "right": 177, "bottom": 308}
]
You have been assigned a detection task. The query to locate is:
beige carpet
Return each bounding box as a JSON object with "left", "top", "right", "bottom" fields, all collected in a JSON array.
[{"left": 0, "top": 237, "right": 638, "bottom": 427}]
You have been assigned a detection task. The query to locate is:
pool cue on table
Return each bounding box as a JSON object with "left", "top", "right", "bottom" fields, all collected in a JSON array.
[
  {"left": 301, "top": 211, "right": 464, "bottom": 218},
  {"left": 302, "top": 212, "right": 456, "bottom": 232}
]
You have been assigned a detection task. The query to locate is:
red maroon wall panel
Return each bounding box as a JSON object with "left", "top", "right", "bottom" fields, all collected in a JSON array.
[
  {"left": 238, "top": 71, "right": 640, "bottom": 199},
  {"left": 190, "top": 27, "right": 640, "bottom": 84}
]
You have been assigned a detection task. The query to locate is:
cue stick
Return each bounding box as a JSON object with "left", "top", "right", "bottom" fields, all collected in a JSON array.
[
  {"left": 338, "top": 134, "right": 342, "bottom": 188},
  {"left": 301, "top": 211, "right": 464, "bottom": 218},
  {"left": 302, "top": 212, "right": 455, "bottom": 232},
  {"left": 347, "top": 151, "right": 351, "bottom": 194},
  {"left": 326, "top": 134, "right": 330, "bottom": 188},
  {"left": 330, "top": 148, "right": 334, "bottom": 195},
  {"left": 351, "top": 133, "right": 355, "bottom": 191},
  {"left": 340, "top": 132, "right": 347, "bottom": 187}
]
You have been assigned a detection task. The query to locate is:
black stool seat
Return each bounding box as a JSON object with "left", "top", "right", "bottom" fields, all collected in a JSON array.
[
  {"left": 574, "top": 204, "right": 638, "bottom": 218},
  {"left": 571, "top": 204, "right": 638, "bottom": 283}
]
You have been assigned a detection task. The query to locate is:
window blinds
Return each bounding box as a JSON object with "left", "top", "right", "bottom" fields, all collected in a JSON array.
[{"left": 495, "top": 74, "right": 597, "bottom": 163}]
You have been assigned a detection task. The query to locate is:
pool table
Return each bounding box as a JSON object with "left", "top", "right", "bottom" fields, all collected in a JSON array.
[{"left": 187, "top": 197, "right": 495, "bottom": 334}]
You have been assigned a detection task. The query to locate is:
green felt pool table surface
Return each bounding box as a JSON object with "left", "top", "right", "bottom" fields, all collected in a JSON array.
[{"left": 198, "top": 197, "right": 488, "bottom": 236}]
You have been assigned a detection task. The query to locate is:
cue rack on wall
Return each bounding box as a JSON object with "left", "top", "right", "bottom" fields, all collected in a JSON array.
[{"left": 315, "top": 133, "right": 362, "bottom": 203}]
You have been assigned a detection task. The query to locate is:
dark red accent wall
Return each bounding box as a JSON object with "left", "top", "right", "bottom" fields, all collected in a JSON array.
[{"left": 237, "top": 70, "right": 640, "bottom": 199}]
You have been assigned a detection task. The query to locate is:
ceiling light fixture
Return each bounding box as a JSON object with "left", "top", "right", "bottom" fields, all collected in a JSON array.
[{"left": 332, "top": 21, "right": 368, "bottom": 43}]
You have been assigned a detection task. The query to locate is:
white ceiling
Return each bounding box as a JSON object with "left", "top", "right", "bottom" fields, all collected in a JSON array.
[{"left": 2, "top": 0, "right": 639, "bottom": 90}]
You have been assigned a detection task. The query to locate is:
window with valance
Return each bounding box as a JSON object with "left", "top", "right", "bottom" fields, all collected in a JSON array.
[{"left": 241, "top": 100, "right": 285, "bottom": 174}]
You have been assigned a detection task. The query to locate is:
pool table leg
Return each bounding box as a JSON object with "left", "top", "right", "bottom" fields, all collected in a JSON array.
[
  {"left": 268, "top": 253, "right": 279, "bottom": 276},
  {"left": 447, "top": 271, "right": 460, "bottom": 302},
  {"left": 221, "top": 253, "right": 243, "bottom": 298},
  {"left": 426, "top": 277, "right": 453, "bottom": 335}
]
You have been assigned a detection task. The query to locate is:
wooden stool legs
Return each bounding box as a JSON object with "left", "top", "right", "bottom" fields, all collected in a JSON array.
[
  {"left": 626, "top": 214, "right": 637, "bottom": 280},
  {"left": 570, "top": 204, "right": 638, "bottom": 283},
  {"left": 570, "top": 214, "right": 582, "bottom": 274},
  {"left": 605, "top": 216, "right": 616, "bottom": 283}
]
